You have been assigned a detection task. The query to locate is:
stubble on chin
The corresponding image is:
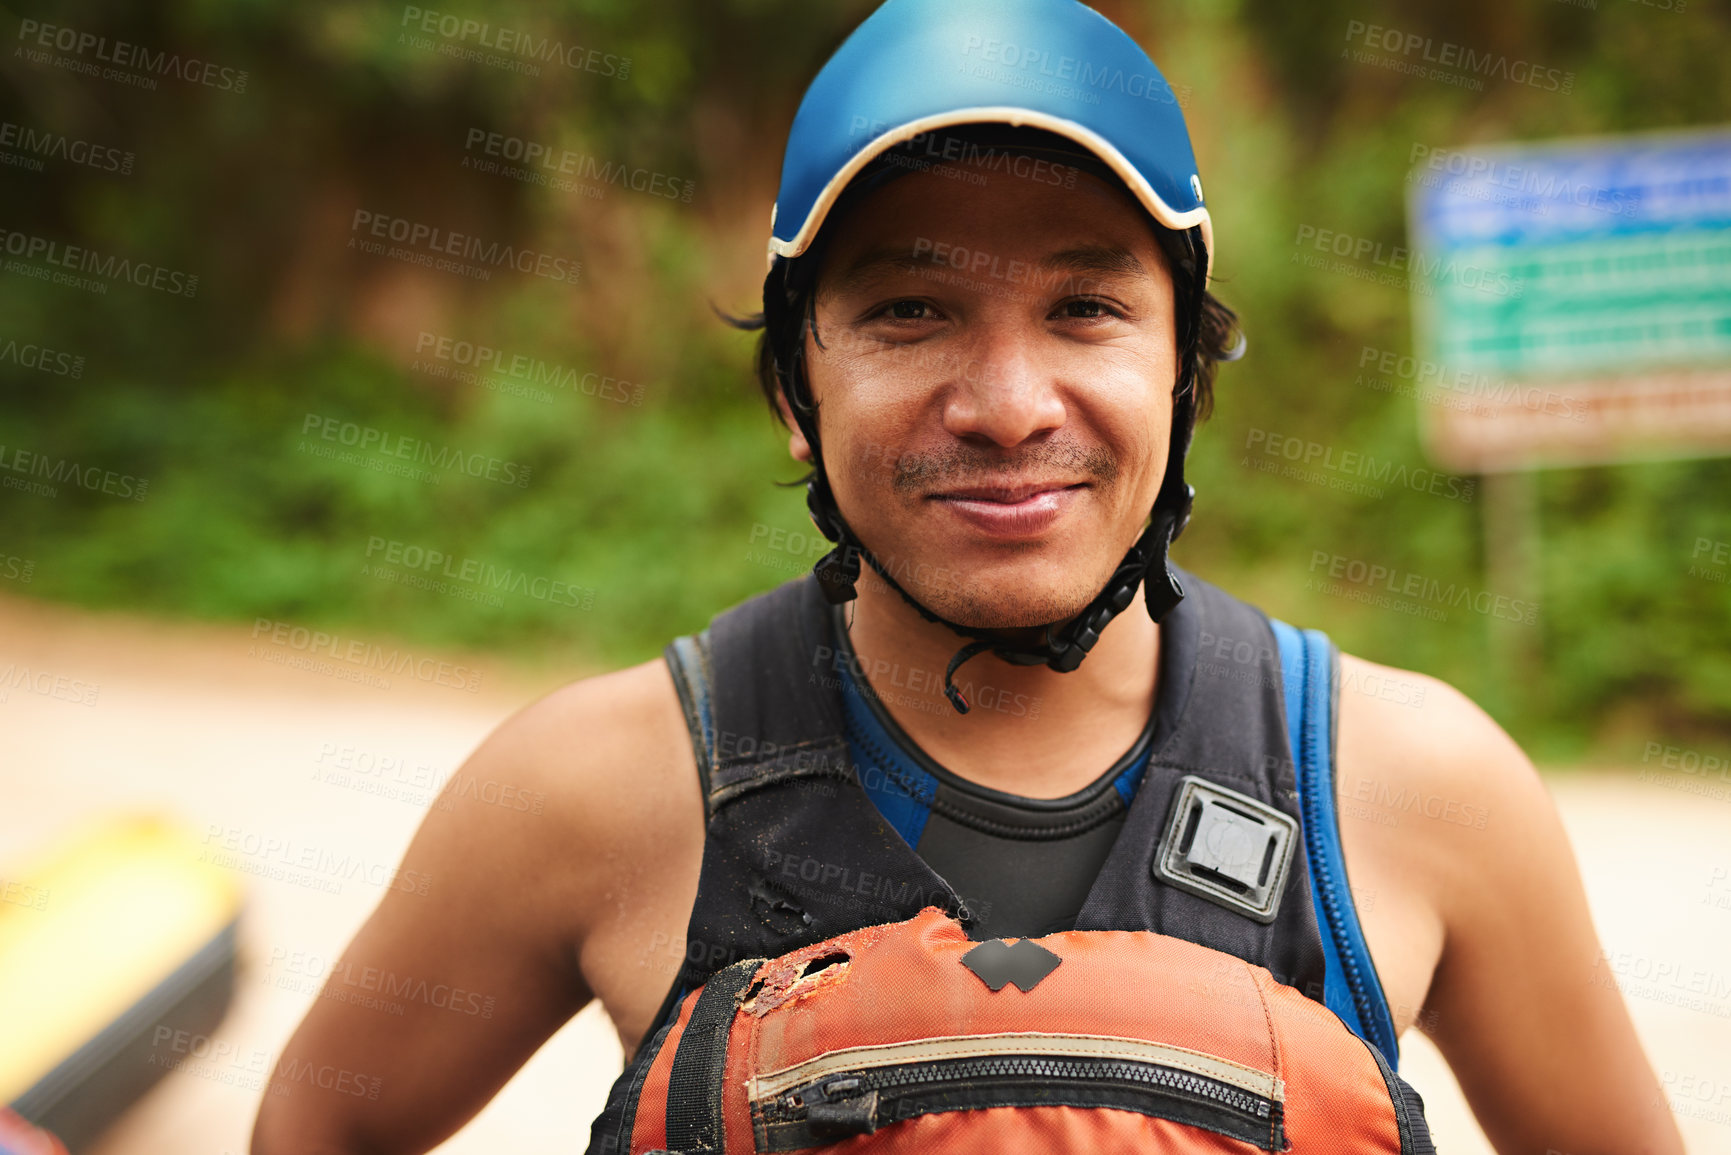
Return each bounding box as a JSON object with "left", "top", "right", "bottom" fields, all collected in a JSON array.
[{"left": 893, "top": 554, "right": 1108, "bottom": 631}]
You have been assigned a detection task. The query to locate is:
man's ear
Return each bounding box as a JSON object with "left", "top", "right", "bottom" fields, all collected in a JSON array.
[{"left": 775, "top": 390, "right": 814, "bottom": 464}]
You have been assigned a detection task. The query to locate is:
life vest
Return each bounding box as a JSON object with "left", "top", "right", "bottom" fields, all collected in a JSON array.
[{"left": 586, "top": 572, "right": 1432, "bottom": 1153}]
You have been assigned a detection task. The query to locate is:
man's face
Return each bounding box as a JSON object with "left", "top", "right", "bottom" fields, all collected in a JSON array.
[{"left": 800, "top": 154, "right": 1179, "bottom": 629}]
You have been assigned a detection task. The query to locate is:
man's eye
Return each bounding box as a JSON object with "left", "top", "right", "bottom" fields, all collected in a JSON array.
[
  {"left": 1058, "top": 298, "right": 1115, "bottom": 319},
  {"left": 884, "top": 300, "right": 934, "bottom": 320}
]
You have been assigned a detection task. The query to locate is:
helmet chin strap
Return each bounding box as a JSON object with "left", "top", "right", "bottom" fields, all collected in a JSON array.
[
  {"left": 810, "top": 480, "right": 1192, "bottom": 714},
  {"left": 785, "top": 226, "right": 1210, "bottom": 714},
  {"left": 804, "top": 403, "right": 1197, "bottom": 714}
]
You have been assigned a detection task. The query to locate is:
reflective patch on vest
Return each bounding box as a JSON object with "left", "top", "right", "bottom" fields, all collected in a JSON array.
[
  {"left": 960, "top": 938, "right": 1063, "bottom": 992},
  {"left": 1153, "top": 775, "right": 1298, "bottom": 924}
]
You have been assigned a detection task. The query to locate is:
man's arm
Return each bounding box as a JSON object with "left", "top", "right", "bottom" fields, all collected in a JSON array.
[
  {"left": 250, "top": 658, "right": 699, "bottom": 1155},
  {"left": 1341, "top": 655, "right": 1684, "bottom": 1155}
]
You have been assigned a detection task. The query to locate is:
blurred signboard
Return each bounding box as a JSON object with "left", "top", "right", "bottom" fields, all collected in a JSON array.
[{"left": 1408, "top": 128, "right": 1731, "bottom": 471}]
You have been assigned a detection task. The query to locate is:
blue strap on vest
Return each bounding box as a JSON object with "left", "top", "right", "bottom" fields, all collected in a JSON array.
[
  {"left": 1269, "top": 618, "right": 1402, "bottom": 1069},
  {"left": 838, "top": 677, "right": 938, "bottom": 849}
]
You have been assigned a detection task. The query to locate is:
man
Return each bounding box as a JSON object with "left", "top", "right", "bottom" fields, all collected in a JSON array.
[{"left": 253, "top": 1, "right": 1682, "bottom": 1152}]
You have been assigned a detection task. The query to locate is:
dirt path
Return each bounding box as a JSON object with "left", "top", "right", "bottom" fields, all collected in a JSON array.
[{"left": 1, "top": 594, "right": 1725, "bottom": 1153}]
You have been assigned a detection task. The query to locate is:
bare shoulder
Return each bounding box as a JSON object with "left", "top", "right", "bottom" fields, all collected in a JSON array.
[
  {"left": 448, "top": 656, "right": 701, "bottom": 949},
  {"left": 1334, "top": 652, "right": 1555, "bottom": 911},
  {"left": 251, "top": 659, "right": 702, "bottom": 1154},
  {"left": 1335, "top": 652, "right": 1551, "bottom": 834},
  {"left": 1330, "top": 653, "right": 1558, "bottom": 1037},
  {"left": 472, "top": 656, "right": 695, "bottom": 831},
  {"left": 357, "top": 651, "right": 703, "bottom": 1041}
]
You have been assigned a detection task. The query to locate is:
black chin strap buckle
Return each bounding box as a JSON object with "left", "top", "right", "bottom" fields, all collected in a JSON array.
[
  {"left": 1023, "top": 492, "right": 1190, "bottom": 681},
  {"left": 813, "top": 543, "right": 860, "bottom": 605},
  {"left": 807, "top": 474, "right": 860, "bottom": 605},
  {"left": 1140, "top": 485, "right": 1193, "bottom": 625},
  {"left": 1145, "top": 561, "right": 1185, "bottom": 623}
]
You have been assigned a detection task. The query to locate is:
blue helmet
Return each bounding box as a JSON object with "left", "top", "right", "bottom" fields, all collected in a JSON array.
[
  {"left": 767, "top": 0, "right": 1213, "bottom": 281},
  {"left": 765, "top": 0, "right": 1216, "bottom": 712}
]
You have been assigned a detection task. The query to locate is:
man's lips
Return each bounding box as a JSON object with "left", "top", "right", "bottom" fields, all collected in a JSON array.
[
  {"left": 928, "top": 481, "right": 1087, "bottom": 537},
  {"left": 932, "top": 481, "right": 1085, "bottom": 503}
]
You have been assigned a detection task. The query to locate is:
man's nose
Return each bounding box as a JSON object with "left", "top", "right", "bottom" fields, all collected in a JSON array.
[{"left": 940, "top": 325, "right": 1066, "bottom": 447}]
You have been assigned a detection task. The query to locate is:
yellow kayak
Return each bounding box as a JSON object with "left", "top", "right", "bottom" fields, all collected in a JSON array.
[{"left": 0, "top": 816, "right": 242, "bottom": 1149}]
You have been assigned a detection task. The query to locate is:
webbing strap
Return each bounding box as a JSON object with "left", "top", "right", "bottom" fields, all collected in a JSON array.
[
  {"left": 1269, "top": 619, "right": 1401, "bottom": 1068},
  {"left": 663, "top": 957, "right": 762, "bottom": 1152},
  {"left": 1367, "top": 1035, "right": 1438, "bottom": 1153},
  {"left": 666, "top": 634, "right": 716, "bottom": 808}
]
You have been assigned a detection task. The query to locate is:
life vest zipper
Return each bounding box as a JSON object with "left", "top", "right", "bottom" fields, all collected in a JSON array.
[{"left": 751, "top": 1046, "right": 1287, "bottom": 1152}]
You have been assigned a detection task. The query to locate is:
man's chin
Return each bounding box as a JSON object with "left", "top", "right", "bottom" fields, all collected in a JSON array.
[
  {"left": 853, "top": 532, "right": 1119, "bottom": 630},
  {"left": 894, "top": 575, "right": 1101, "bottom": 632}
]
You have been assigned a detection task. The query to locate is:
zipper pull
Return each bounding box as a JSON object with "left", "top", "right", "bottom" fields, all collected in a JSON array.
[{"left": 807, "top": 1087, "right": 879, "bottom": 1139}]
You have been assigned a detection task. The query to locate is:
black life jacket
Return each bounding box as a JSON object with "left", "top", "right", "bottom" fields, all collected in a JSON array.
[{"left": 585, "top": 568, "right": 1391, "bottom": 1154}]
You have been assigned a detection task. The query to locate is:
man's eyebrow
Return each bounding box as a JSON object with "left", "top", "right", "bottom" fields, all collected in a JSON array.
[
  {"left": 1037, "top": 245, "right": 1148, "bottom": 279},
  {"left": 827, "top": 243, "right": 1150, "bottom": 296},
  {"left": 827, "top": 245, "right": 930, "bottom": 295}
]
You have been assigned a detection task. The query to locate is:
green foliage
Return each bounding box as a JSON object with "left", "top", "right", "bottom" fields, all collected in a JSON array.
[{"left": 1, "top": 0, "right": 1726, "bottom": 753}]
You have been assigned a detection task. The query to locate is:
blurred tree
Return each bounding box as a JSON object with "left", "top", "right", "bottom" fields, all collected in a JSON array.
[{"left": 0, "top": 0, "right": 1725, "bottom": 756}]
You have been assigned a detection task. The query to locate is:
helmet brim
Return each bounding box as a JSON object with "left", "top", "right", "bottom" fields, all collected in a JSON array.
[{"left": 768, "top": 105, "right": 1213, "bottom": 284}]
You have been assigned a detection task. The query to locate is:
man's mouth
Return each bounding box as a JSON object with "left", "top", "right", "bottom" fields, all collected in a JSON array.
[
  {"left": 934, "top": 481, "right": 1086, "bottom": 503},
  {"left": 928, "top": 481, "right": 1088, "bottom": 538}
]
